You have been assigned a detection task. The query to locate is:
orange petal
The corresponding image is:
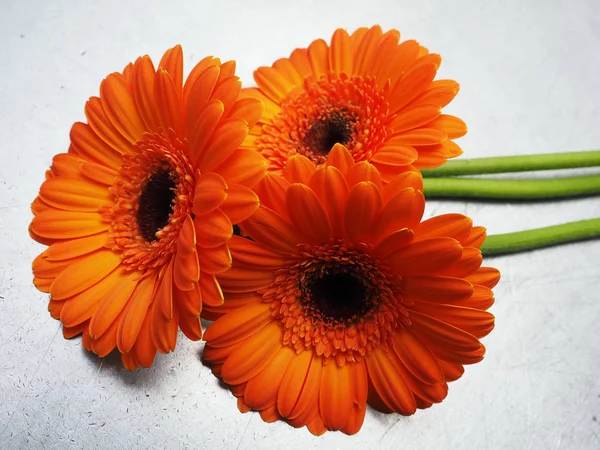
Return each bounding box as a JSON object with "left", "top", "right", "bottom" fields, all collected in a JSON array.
[
  {"left": 343, "top": 182, "right": 382, "bottom": 241},
  {"left": 382, "top": 171, "right": 424, "bottom": 202},
  {"left": 439, "top": 247, "right": 483, "bottom": 278},
  {"left": 228, "top": 97, "right": 265, "bottom": 129},
  {"left": 391, "top": 128, "right": 447, "bottom": 146},
  {"left": 69, "top": 122, "right": 122, "bottom": 168},
  {"left": 342, "top": 361, "right": 368, "bottom": 435},
  {"left": 151, "top": 297, "right": 179, "bottom": 353},
  {"left": 154, "top": 69, "right": 183, "bottom": 136},
  {"left": 286, "top": 184, "right": 331, "bottom": 243},
  {"left": 174, "top": 217, "right": 200, "bottom": 290},
  {"left": 284, "top": 155, "right": 317, "bottom": 184},
  {"left": 100, "top": 73, "right": 145, "bottom": 144},
  {"left": 63, "top": 321, "right": 88, "bottom": 339},
  {"left": 45, "top": 233, "right": 108, "bottom": 261},
  {"left": 253, "top": 173, "right": 290, "bottom": 217},
  {"left": 31, "top": 210, "right": 109, "bottom": 239},
  {"left": 325, "top": 144, "right": 355, "bottom": 175},
  {"left": 155, "top": 259, "right": 175, "bottom": 319},
  {"left": 411, "top": 303, "right": 495, "bottom": 339},
  {"left": 392, "top": 358, "right": 448, "bottom": 405},
  {"left": 197, "top": 242, "right": 231, "bottom": 274},
  {"left": 402, "top": 276, "right": 474, "bottom": 302},
  {"left": 369, "top": 30, "right": 401, "bottom": 83},
  {"left": 254, "top": 66, "right": 294, "bottom": 104},
  {"left": 459, "top": 285, "right": 495, "bottom": 310},
  {"left": 59, "top": 266, "right": 126, "bottom": 327},
  {"left": 466, "top": 267, "right": 501, "bottom": 289},
  {"left": 193, "top": 173, "right": 228, "bottom": 216},
  {"left": 365, "top": 346, "right": 417, "bottom": 415},
  {"left": 229, "top": 235, "right": 286, "bottom": 268},
  {"left": 40, "top": 178, "right": 110, "bottom": 212},
  {"left": 306, "top": 415, "right": 327, "bottom": 436},
  {"left": 217, "top": 264, "right": 274, "bottom": 293},
  {"left": 84, "top": 97, "right": 132, "bottom": 155},
  {"left": 194, "top": 208, "right": 232, "bottom": 248},
  {"left": 49, "top": 153, "right": 85, "bottom": 178},
  {"left": 132, "top": 311, "right": 157, "bottom": 368},
  {"left": 463, "top": 226, "right": 487, "bottom": 247},
  {"left": 289, "top": 48, "right": 312, "bottom": 78},
  {"left": 214, "top": 147, "right": 267, "bottom": 188},
  {"left": 389, "top": 64, "right": 438, "bottom": 115},
  {"left": 116, "top": 272, "right": 157, "bottom": 353},
  {"left": 329, "top": 28, "right": 353, "bottom": 74},
  {"left": 189, "top": 99, "right": 224, "bottom": 165},
  {"left": 390, "top": 104, "right": 442, "bottom": 133},
  {"left": 88, "top": 270, "right": 138, "bottom": 339},
  {"left": 201, "top": 292, "right": 261, "bottom": 320},
  {"left": 178, "top": 307, "right": 203, "bottom": 341},
  {"left": 197, "top": 119, "right": 248, "bottom": 173},
  {"left": 80, "top": 161, "right": 118, "bottom": 186},
  {"left": 278, "top": 349, "right": 315, "bottom": 418},
  {"left": 258, "top": 404, "right": 281, "bottom": 423},
  {"left": 244, "top": 346, "right": 296, "bottom": 410},
  {"left": 131, "top": 56, "right": 160, "bottom": 132},
  {"left": 384, "top": 39, "right": 421, "bottom": 89},
  {"left": 409, "top": 311, "right": 482, "bottom": 352},
  {"left": 345, "top": 161, "right": 382, "bottom": 189},
  {"left": 220, "top": 321, "right": 283, "bottom": 385},
  {"left": 412, "top": 79, "right": 460, "bottom": 108},
  {"left": 371, "top": 145, "right": 418, "bottom": 166},
  {"left": 185, "top": 65, "right": 220, "bottom": 136},
  {"left": 307, "top": 39, "right": 329, "bottom": 80},
  {"left": 352, "top": 26, "right": 382, "bottom": 76},
  {"left": 203, "top": 301, "right": 273, "bottom": 348},
  {"left": 392, "top": 328, "right": 444, "bottom": 384},
  {"left": 50, "top": 250, "right": 121, "bottom": 300},
  {"left": 90, "top": 307, "right": 125, "bottom": 358},
  {"left": 414, "top": 213, "right": 473, "bottom": 242},
  {"left": 241, "top": 206, "right": 301, "bottom": 255},
  {"left": 220, "top": 184, "right": 259, "bottom": 224},
  {"left": 272, "top": 57, "right": 304, "bottom": 89},
  {"left": 199, "top": 272, "right": 224, "bottom": 307},
  {"left": 309, "top": 166, "right": 349, "bottom": 237},
  {"left": 319, "top": 361, "right": 353, "bottom": 431},
  {"left": 386, "top": 237, "right": 463, "bottom": 276},
  {"left": 438, "top": 359, "right": 465, "bottom": 382},
  {"left": 428, "top": 114, "right": 468, "bottom": 139},
  {"left": 174, "top": 282, "right": 202, "bottom": 316},
  {"left": 373, "top": 228, "right": 414, "bottom": 259},
  {"left": 238, "top": 87, "right": 281, "bottom": 123},
  {"left": 158, "top": 45, "right": 183, "bottom": 97}
]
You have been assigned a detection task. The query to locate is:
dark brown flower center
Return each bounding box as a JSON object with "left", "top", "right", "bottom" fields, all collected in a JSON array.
[
  {"left": 137, "top": 167, "right": 177, "bottom": 242},
  {"left": 302, "top": 110, "right": 355, "bottom": 156},
  {"left": 306, "top": 270, "right": 371, "bottom": 322}
]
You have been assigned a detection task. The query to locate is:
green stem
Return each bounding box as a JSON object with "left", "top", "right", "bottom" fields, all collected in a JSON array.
[
  {"left": 481, "top": 219, "right": 600, "bottom": 255},
  {"left": 423, "top": 174, "right": 600, "bottom": 199},
  {"left": 421, "top": 150, "right": 600, "bottom": 177}
]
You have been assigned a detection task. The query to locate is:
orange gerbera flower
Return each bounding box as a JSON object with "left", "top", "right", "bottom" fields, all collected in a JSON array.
[
  {"left": 30, "top": 45, "right": 266, "bottom": 370},
  {"left": 202, "top": 145, "right": 499, "bottom": 435},
  {"left": 240, "top": 25, "right": 466, "bottom": 181}
]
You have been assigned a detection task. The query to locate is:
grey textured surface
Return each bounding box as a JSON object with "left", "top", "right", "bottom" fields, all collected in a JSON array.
[{"left": 1, "top": 0, "right": 600, "bottom": 448}]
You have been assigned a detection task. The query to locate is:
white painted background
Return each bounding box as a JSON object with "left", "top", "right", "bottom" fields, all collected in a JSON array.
[{"left": 1, "top": 0, "right": 599, "bottom": 448}]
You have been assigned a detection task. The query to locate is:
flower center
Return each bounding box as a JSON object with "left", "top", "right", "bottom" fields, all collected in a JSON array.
[
  {"left": 136, "top": 167, "right": 177, "bottom": 242},
  {"left": 263, "top": 239, "right": 409, "bottom": 366},
  {"left": 302, "top": 111, "right": 355, "bottom": 157},
  {"left": 256, "top": 74, "right": 390, "bottom": 171},
  {"left": 304, "top": 269, "right": 371, "bottom": 323},
  {"left": 103, "top": 132, "right": 196, "bottom": 272}
]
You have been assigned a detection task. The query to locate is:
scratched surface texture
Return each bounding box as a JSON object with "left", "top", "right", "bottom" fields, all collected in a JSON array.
[{"left": 1, "top": 0, "right": 599, "bottom": 449}]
